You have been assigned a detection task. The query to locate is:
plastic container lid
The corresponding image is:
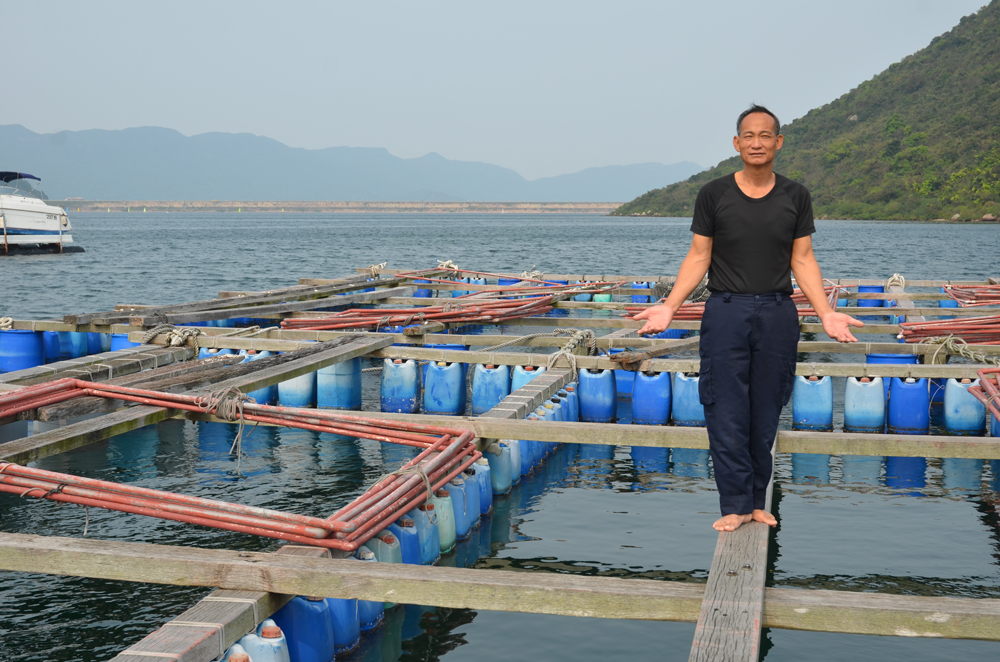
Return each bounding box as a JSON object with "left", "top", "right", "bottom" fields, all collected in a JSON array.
[
  {"left": 565, "top": 385, "right": 575, "bottom": 392},
  {"left": 401, "top": 518, "right": 415, "bottom": 527},
  {"left": 860, "top": 377, "right": 870, "bottom": 383},
  {"left": 306, "top": 595, "right": 325, "bottom": 602},
  {"left": 357, "top": 549, "right": 375, "bottom": 560},
  {"left": 261, "top": 625, "right": 282, "bottom": 639},
  {"left": 476, "top": 458, "right": 489, "bottom": 466},
  {"left": 450, "top": 477, "right": 465, "bottom": 486},
  {"left": 228, "top": 654, "right": 250, "bottom": 662},
  {"left": 435, "top": 489, "right": 449, "bottom": 497},
  {"left": 961, "top": 378, "right": 972, "bottom": 384},
  {"left": 379, "top": 533, "right": 396, "bottom": 544},
  {"left": 524, "top": 366, "right": 535, "bottom": 371},
  {"left": 808, "top": 375, "right": 819, "bottom": 381},
  {"left": 419, "top": 503, "right": 435, "bottom": 511},
  {"left": 438, "top": 361, "right": 447, "bottom": 366},
  {"left": 394, "top": 359, "right": 403, "bottom": 364},
  {"left": 486, "top": 364, "right": 495, "bottom": 369}
]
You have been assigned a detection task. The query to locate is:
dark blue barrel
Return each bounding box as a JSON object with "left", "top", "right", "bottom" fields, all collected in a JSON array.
[
  {"left": 887, "top": 377, "right": 930, "bottom": 434},
  {"left": 943, "top": 378, "right": 986, "bottom": 435},
  {"left": 474, "top": 459, "right": 493, "bottom": 513},
  {"left": 0, "top": 330, "right": 45, "bottom": 372},
  {"left": 317, "top": 357, "right": 362, "bottom": 410},
  {"left": 498, "top": 277, "right": 520, "bottom": 288},
  {"left": 844, "top": 377, "right": 885, "bottom": 433},
  {"left": 578, "top": 369, "right": 616, "bottom": 423},
  {"left": 387, "top": 518, "right": 422, "bottom": 565},
  {"left": 43, "top": 331, "right": 60, "bottom": 362},
  {"left": 671, "top": 373, "right": 705, "bottom": 427},
  {"left": 631, "top": 281, "right": 650, "bottom": 304},
  {"left": 452, "top": 276, "right": 471, "bottom": 298},
  {"left": 424, "top": 362, "right": 467, "bottom": 415},
  {"left": 86, "top": 332, "right": 104, "bottom": 355},
  {"left": 110, "top": 333, "right": 141, "bottom": 352},
  {"left": 857, "top": 284, "right": 885, "bottom": 309},
  {"left": 57, "top": 331, "right": 88, "bottom": 359},
  {"left": 325, "top": 596, "right": 360, "bottom": 654},
  {"left": 413, "top": 278, "right": 432, "bottom": 298},
  {"left": 631, "top": 371, "right": 672, "bottom": 425},
  {"left": 381, "top": 358, "right": 420, "bottom": 413},
  {"left": 472, "top": 364, "right": 511, "bottom": 415},
  {"left": 562, "top": 386, "right": 579, "bottom": 421},
  {"left": 792, "top": 376, "right": 834, "bottom": 431},
  {"left": 463, "top": 468, "right": 482, "bottom": 527},
  {"left": 885, "top": 456, "right": 926, "bottom": 490},
  {"left": 270, "top": 596, "right": 335, "bottom": 662},
  {"left": 354, "top": 548, "right": 384, "bottom": 631},
  {"left": 866, "top": 353, "right": 919, "bottom": 400}
]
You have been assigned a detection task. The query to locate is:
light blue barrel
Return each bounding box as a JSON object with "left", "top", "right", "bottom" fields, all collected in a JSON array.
[
  {"left": 0, "top": 330, "right": 44, "bottom": 372},
  {"left": 43, "top": 331, "right": 60, "bottom": 361},
  {"left": 406, "top": 504, "right": 441, "bottom": 565},
  {"left": 672, "top": 373, "right": 706, "bottom": 427},
  {"left": 270, "top": 596, "right": 335, "bottom": 662},
  {"left": 866, "top": 353, "right": 919, "bottom": 400},
  {"left": 792, "top": 453, "right": 831, "bottom": 483},
  {"left": 424, "top": 361, "right": 467, "bottom": 415},
  {"left": 631, "top": 445, "right": 669, "bottom": 472},
  {"left": 381, "top": 358, "right": 420, "bottom": 413},
  {"left": 487, "top": 442, "right": 513, "bottom": 495},
  {"left": 317, "top": 356, "right": 362, "bottom": 410},
  {"left": 245, "top": 351, "right": 278, "bottom": 405},
  {"left": 57, "top": 331, "right": 88, "bottom": 359},
  {"left": 887, "top": 377, "right": 930, "bottom": 434},
  {"left": 561, "top": 386, "right": 579, "bottom": 422},
  {"left": 474, "top": 458, "right": 493, "bottom": 514},
  {"left": 278, "top": 371, "right": 316, "bottom": 408},
  {"left": 792, "top": 376, "right": 834, "bottom": 431},
  {"left": 325, "top": 596, "right": 360, "bottom": 654},
  {"left": 240, "top": 618, "right": 290, "bottom": 662},
  {"left": 452, "top": 276, "right": 471, "bottom": 297},
  {"left": 942, "top": 458, "right": 984, "bottom": 492},
  {"left": 472, "top": 364, "right": 511, "bottom": 415},
  {"left": 443, "top": 477, "right": 472, "bottom": 541},
  {"left": 367, "top": 531, "right": 402, "bottom": 607},
  {"left": 844, "top": 377, "right": 885, "bottom": 433},
  {"left": 110, "top": 333, "right": 141, "bottom": 352},
  {"left": 470, "top": 277, "right": 487, "bottom": 287},
  {"left": 387, "top": 518, "right": 422, "bottom": 565},
  {"left": 944, "top": 378, "right": 986, "bottom": 435},
  {"left": 579, "top": 369, "right": 617, "bottom": 422},
  {"left": 631, "top": 281, "right": 650, "bottom": 304},
  {"left": 430, "top": 489, "right": 457, "bottom": 554},
  {"left": 354, "top": 547, "right": 384, "bottom": 631},
  {"left": 413, "top": 278, "right": 433, "bottom": 298},
  {"left": 886, "top": 456, "right": 926, "bottom": 489},
  {"left": 505, "top": 438, "right": 521, "bottom": 484},
  {"left": 573, "top": 280, "right": 593, "bottom": 302},
  {"left": 672, "top": 448, "right": 710, "bottom": 478},
  {"left": 546, "top": 398, "right": 564, "bottom": 421},
  {"left": 511, "top": 365, "right": 545, "bottom": 391},
  {"left": 608, "top": 348, "right": 634, "bottom": 397},
  {"left": 632, "top": 371, "right": 672, "bottom": 425},
  {"left": 463, "top": 468, "right": 482, "bottom": 527}
]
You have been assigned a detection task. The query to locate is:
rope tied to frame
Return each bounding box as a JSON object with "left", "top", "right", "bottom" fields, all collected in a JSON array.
[
  {"left": 480, "top": 328, "right": 583, "bottom": 352},
  {"left": 546, "top": 328, "right": 598, "bottom": 380},
  {"left": 140, "top": 324, "right": 203, "bottom": 347},
  {"left": 383, "top": 463, "right": 434, "bottom": 500},
  {"left": 519, "top": 265, "right": 543, "bottom": 280},
  {"left": 915, "top": 335, "right": 1000, "bottom": 367},
  {"left": 886, "top": 273, "right": 906, "bottom": 290},
  {"left": 194, "top": 386, "right": 257, "bottom": 473},
  {"left": 436, "top": 259, "right": 459, "bottom": 271},
  {"left": 368, "top": 261, "right": 388, "bottom": 279},
  {"left": 0, "top": 317, "right": 12, "bottom": 331}
]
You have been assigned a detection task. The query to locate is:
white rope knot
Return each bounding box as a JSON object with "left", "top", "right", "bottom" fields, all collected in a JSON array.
[
  {"left": 368, "top": 261, "right": 387, "bottom": 278},
  {"left": 519, "top": 265, "right": 543, "bottom": 280},
  {"left": 545, "top": 328, "right": 597, "bottom": 380},
  {"left": 887, "top": 273, "right": 906, "bottom": 290},
  {"left": 385, "top": 463, "right": 435, "bottom": 498},
  {"left": 195, "top": 386, "right": 257, "bottom": 473},
  {"left": 436, "top": 259, "right": 459, "bottom": 271},
  {"left": 918, "top": 335, "right": 1000, "bottom": 367},
  {"left": 0, "top": 317, "right": 13, "bottom": 331}
]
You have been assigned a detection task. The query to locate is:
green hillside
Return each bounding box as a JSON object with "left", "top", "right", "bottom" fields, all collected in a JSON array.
[{"left": 614, "top": 1, "right": 1000, "bottom": 221}]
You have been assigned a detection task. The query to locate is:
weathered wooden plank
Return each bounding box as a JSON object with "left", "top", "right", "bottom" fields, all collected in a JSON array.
[
  {"left": 481, "top": 368, "right": 572, "bottom": 421},
  {"left": 689, "top": 439, "right": 775, "bottom": 662},
  {"left": 127, "top": 287, "right": 415, "bottom": 326},
  {"left": 0, "top": 346, "right": 192, "bottom": 385}
]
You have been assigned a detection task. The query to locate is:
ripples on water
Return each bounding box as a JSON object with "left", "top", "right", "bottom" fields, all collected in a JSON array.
[{"left": 1, "top": 215, "right": 999, "bottom": 661}]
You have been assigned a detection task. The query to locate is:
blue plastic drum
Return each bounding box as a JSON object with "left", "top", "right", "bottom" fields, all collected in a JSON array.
[{"left": 0, "top": 330, "right": 44, "bottom": 372}]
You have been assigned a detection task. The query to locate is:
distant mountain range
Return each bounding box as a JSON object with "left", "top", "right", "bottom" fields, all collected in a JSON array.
[{"left": 0, "top": 125, "right": 701, "bottom": 202}]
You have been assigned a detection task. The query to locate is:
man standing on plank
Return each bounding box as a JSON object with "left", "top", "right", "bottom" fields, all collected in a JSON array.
[{"left": 634, "top": 104, "right": 862, "bottom": 532}]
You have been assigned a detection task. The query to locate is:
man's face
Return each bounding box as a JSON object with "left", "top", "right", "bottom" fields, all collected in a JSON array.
[{"left": 733, "top": 112, "right": 783, "bottom": 167}]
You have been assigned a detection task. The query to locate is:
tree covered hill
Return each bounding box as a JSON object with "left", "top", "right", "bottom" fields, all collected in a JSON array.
[{"left": 614, "top": 1, "right": 1000, "bottom": 220}]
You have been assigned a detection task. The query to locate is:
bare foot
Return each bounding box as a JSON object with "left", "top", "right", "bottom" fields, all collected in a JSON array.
[
  {"left": 752, "top": 509, "right": 777, "bottom": 527},
  {"left": 713, "top": 513, "right": 752, "bottom": 531}
]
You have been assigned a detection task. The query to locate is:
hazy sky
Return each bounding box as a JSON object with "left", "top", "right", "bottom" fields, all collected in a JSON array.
[{"left": 3, "top": 1, "right": 986, "bottom": 179}]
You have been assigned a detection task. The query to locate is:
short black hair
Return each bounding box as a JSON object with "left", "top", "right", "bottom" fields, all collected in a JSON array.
[{"left": 737, "top": 104, "right": 780, "bottom": 135}]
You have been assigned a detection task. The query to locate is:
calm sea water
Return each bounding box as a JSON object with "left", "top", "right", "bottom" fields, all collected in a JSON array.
[{"left": 1, "top": 214, "right": 999, "bottom": 662}]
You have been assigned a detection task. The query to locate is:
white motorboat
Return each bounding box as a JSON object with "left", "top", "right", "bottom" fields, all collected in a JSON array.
[{"left": 0, "top": 172, "right": 75, "bottom": 253}]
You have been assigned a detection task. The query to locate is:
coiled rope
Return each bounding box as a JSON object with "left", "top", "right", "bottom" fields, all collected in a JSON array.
[
  {"left": 0, "top": 317, "right": 12, "bottom": 331},
  {"left": 368, "top": 261, "right": 387, "bottom": 279},
  {"left": 545, "top": 329, "right": 598, "bottom": 380},
  {"left": 140, "top": 324, "right": 203, "bottom": 347},
  {"left": 194, "top": 386, "right": 257, "bottom": 473},
  {"left": 519, "top": 266, "right": 543, "bottom": 280},
  {"left": 917, "top": 335, "right": 1000, "bottom": 367},
  {"left": 886, "top": 273, "right": 906, "bottom": 290},
  {"left": 480, "top": 328, "right": 585, "bottom": 352},
  {"left": 436, "top": 259, "right": 459, "bottom": 271}
]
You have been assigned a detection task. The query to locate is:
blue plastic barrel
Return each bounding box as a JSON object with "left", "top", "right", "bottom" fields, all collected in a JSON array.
[
  {"left": 579, "top": 369, "right": 617, "bottom": 422},
  {"left": 993, "top": 413, "right": 1000, "bottom": 438},
  {"left": 844, "top": 377, "right": 885, "bottom": 433},
  {"left": 424, "top": 361, "right": 467, "bottom": 415},
  {"left": 608, "top": 348, "right": 634, "bottom": 397},
  {"left": 413, "top": 278, "right": 432, "bottom": 298},
  {"left": 472, "top": 364, "right": 511, "bottom": 415},
  {"left": 0, "top": 330, "right": 44, "bottom": 372},
  {"left": 278, "top": 371, "right": 317, "bottom": 408},
  {"left": 527, "top": 413, "right": 544, "bottom": 468},
  {"left": 387, "top": 518, "right": 422, "bottom": 565},
  {"left": 43, "top": 331, "right": 60, "bottom": 361},
  {"left": 672, "top": 373, "right": 705, "bottom": 427},
  {"left": 938, "top": 286, "right": 958, "bottom": 320},
  {"left": 270, "top": 596, "right": 335, "bottom": 662},
  {"left": 325, "top": 596, "right": 360, "bottom": 654},
  {"left": 887, "top": 377, "right": 930, "bottom": 434},
  {"left": 546, "top": 398, "right": 564, "bottom": 422},
  {"left": 443, "top": 477, "right": 472, "bottom": 541},
  {"left": 452, "top": 276, "right": 471, "bottom": 298},
  {"left": 632, "top": 371, "right": 672, "bottom": 425},
  {"left": 317, "top": 357, "right": 362, "bottom": 410},
  {"left": 463, "top": 468, "right": 482, "bottom": 527},
  {"left": 487, "top": 442, "right": 513, "bottom": 495},
  {"left": 944, "top": 378, "right": 986, "bottom": 435},
  {"left": 381, "top": 358, "right": 420, "bottom": 413},
  {"left": 368, "top": 532, "right": 402, "bottom": 608},
  {"left": 631, "top": 282, "right": 650, "bottom": 304},
  {"left": 931, "top": 378, "right": 947, "bottom": 404},
  {"left": 792, "top": 375, "right": 834, "bottom": 431},
  {"left": 792, "top": 453, "right": 831, "bottom": 483},
  {"left": 474, "top": 458, "right": 493, "bottom": 514},
  {"left": 518, "top": 428, "right": 534, "bottom": 475},
  {"left": 430, "top": 489, "right": 457, "bottom": 554},
  {"left": 245, "top": 351, "right": 278, "bottom": 405},
  {"left": 354, "top": 547, "right": 384, "bottom": 631},
  {"left": 498, "top": 277, "right": 520, "bottom": 289},
  {"left": 857, "top": 284, "right": 885, "bottom": 308},
  {"left": 240, "top": 618, "right": 290, "bottom": 662},
  {"left": 866, "top": 353, "right": 919, "bottom": 400},
  {"left": 86, "top": 332, "right": 104, "bottom": 355},
  {"left": 511, "top": 365, "right": 545, "bottom": 391},
  {"left": 57, "top": 331, "right": 88, "bottom": 359},
  {"left": 407, "top": 504, "right": 441, "bottom": 565},
  {"left": 504, "top": 438, "right": 521, "bottom": 484},
  {"left": 110, "top": 333, "right": 141, "bottom": 352},
  {"left": 563, "top": 384, "right": 580, "bottom": 421},
  {"left": 573, "top": 280, "right": 593, "bottom": 302}
]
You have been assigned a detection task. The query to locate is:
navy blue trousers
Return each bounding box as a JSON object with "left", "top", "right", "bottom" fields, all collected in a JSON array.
[{"left": 699, "top": 292, "right": 799, "bottom": 515}]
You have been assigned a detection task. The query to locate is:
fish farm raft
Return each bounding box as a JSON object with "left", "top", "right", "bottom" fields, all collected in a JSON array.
[{"left": 2, "top": 266, "right": 1000, "bottom": 662}]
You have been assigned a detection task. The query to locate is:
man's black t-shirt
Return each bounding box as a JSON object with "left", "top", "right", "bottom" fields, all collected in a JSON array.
[{"left": 690, "top": 173, "right": 815, "bottom": 294}]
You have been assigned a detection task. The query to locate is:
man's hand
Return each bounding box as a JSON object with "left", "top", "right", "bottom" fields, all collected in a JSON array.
[
  {"left": 820, "top": 311, "right": 864, "bottom": 343},
  {"left": 633, "top": 304, "right": 675, "bottom": 335}
]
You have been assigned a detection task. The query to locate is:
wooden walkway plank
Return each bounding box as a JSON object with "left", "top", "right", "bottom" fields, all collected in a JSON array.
[
  {"left": 0, "top": 346, "right": 193, "bottom": 385},
  {"left": 688, "top": 440, "right": 776, "bottom": 662}
]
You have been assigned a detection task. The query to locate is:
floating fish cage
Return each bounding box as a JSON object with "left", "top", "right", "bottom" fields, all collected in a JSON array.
[{"left": 2, "top": 267, "right": 1000, "bottom": 661}]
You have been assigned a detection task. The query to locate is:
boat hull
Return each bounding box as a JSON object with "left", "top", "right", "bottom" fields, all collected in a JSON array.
[{"left": 0, "top": 195, "right": 73, "bottom": 247}]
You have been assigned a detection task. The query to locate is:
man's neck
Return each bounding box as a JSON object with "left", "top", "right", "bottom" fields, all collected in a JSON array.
[{"left": 738, "top": 164, "right": 774, "bottom": 187}]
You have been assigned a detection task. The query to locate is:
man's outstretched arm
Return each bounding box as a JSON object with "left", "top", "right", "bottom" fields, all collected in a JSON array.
[
  {"left": 790, "top": 235, "right": 863, "bottom": 343},
  {"left": 634, "top": 234, "right": 713, "bottom": 335}
]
